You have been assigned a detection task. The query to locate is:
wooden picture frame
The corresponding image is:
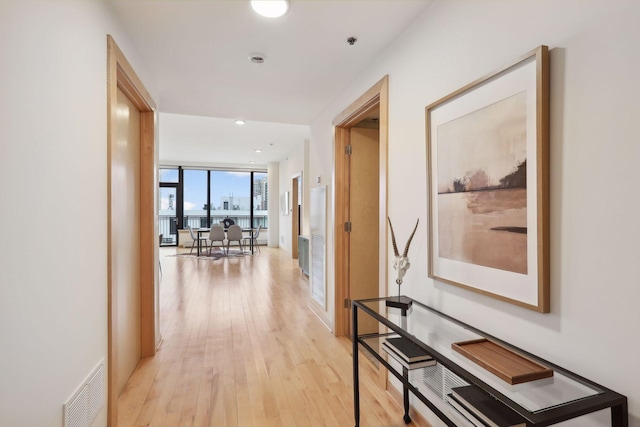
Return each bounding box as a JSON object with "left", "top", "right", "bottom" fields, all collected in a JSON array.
[{"left": 426, "top": 46, "right": 550, "bottom": 312}]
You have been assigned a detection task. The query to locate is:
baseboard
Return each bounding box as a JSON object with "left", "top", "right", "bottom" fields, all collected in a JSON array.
[
  {"left": 386, "top": 380, "right": 433, "bottom": 427},
  {"left": 307, "top": 302, "right": 332, "bottom": 331}
]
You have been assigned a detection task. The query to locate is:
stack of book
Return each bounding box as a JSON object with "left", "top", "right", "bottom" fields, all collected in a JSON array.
[
  {"left": 382, "top": 336, "right": 436, "bottom": 370},
  {"left": 447, "top": 385, "right": 526, "bottom": 427}
]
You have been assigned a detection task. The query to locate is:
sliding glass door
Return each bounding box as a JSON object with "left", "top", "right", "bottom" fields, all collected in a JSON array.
[{"left": 159, "top": 168, "right": 180, "bottom": 246}]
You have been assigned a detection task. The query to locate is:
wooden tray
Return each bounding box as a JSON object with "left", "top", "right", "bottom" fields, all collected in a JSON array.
[{"left": 452, "top": 338, "right": 553, "bottom": 385}]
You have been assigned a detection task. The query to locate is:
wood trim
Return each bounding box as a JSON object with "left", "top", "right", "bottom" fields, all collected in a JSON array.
[
  {"left": 107, "top": 35, "right": 157, "bottom": 427},
  {"left": 139, "top": 111, "right": 156, "bottom": 356},
  {"left": 332, "top": 78, "right": 385, "bottom": 127},
  {"left": 115, "top": 52, "right": 156, "bottom": 112},
  {"left": 425, "top": 46, "right": 541, "bottom": 112},
  {"left": 536, "top": 46, "right": 550, "bottom": 313},
  {"left": 106, "top": 37, "right": 115, "bottom": 427},
  {"left": 334, "top": 75, "right": 389, "bottom": 339},
  {"left": 377, "top": 76, "right": 389, "bottom": 304},
  {"left": 333, "top": 126, "right": 351, "bottom": 337},
  {"left": 425, "top": 107, "right": 435, "bottom": 280},
  {"left": 291, "top": 174, "right": 300, "bottom": 258},
  {"left": 376, "top": 77, "right": 389, "bottom": 388}
]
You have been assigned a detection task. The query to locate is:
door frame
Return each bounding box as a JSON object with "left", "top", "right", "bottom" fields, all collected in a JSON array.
[
  {"left": 107, "top": 35, "right": 158, "bottom": 426},
  {"left": 159, "top": 182, "right": 181, "bottom": 246},
  {"left": 291, "top": 172, "right": 302, "bottom": 257},
  {"left": 333, "top": 76, "right": 389, "bottom": 337}
]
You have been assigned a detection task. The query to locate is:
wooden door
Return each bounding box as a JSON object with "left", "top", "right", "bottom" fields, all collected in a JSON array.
[
  {"left": 113, "top": 87, "right": 142, "bottom": 394},
  {"left": 348, "top": 127, "right": 380, "bottom": 335}
]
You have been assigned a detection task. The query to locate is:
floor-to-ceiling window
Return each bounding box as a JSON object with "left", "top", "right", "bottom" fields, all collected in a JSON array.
[
  {"left": 183, "top": 169, "right": 208, "bottom": 229},
  {"left": 210, "top": 171, "right": 251, "bottom": 228},
  {"left": 158, "top": 167, "right": 268, "bottom": 246},
  {"left": 253, "top": 172, "right": 268, "bottom": 229}
]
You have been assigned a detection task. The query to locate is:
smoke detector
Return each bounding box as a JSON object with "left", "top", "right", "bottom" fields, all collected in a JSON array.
[{"left": 249, "top": 53, "right": 266, "bottom": 64}]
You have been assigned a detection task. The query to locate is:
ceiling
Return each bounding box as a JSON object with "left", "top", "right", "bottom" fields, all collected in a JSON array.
[
  {"left": 159, "top": 113, "right": 311, "bottom": 168},
  {"left": 109, "top": 0, "right": 431, "bottom": 166}
]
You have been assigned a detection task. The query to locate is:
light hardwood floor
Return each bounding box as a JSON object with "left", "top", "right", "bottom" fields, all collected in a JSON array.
[{"left": 117, "top": 246, "right": 428, "bottom": 427}]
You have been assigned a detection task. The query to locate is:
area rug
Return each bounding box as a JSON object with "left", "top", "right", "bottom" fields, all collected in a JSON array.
[{"left": 167, "top": 250, "right": 243, "bottom": 261}]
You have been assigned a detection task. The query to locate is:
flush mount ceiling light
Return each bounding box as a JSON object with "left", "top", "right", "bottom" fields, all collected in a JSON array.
[
  {"left": 255, "top": 149, "right": 262, "bottom": 153},
  {"left": 234, "top": 119, "right": 246, "bottom": 125},
  {"left": 251, "top": 0, "right": 289, "bottom": 18}
]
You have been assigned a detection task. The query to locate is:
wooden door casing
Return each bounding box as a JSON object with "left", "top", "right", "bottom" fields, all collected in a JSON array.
[
  {"left": 333, "top": 76, "right": 389, "bottom": 339},
  {"left": 107, "top": 34, "right": 157, "bottom": 426}
]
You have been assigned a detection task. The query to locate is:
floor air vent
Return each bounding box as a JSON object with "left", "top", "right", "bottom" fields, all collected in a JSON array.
[{"left": 63, "top": 360, "right": 105, "bottom": 427}]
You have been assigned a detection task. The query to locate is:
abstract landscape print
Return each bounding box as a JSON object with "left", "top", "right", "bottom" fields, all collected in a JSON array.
[
  {"left": 437, "top": 92, "right": 527, "bottom": 274},
  {"left": 426, "top": 46, "right": 550, "bottom": 312}
]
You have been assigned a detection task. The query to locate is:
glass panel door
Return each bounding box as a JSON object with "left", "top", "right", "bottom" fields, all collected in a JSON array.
[{"left": 159, "top": 186, "right": 178, "bottom": 246}]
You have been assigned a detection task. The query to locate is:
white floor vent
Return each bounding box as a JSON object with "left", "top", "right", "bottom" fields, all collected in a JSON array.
[{"left": 63, "top": 360, "right": 105, "bottom": 427}]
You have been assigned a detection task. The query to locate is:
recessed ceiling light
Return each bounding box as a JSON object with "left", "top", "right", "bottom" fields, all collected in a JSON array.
[
  {"left": 235, "top": 119, "right": 246, "bottom": 125},
  {"left": 255, "top": 149, "right": 262, "bottom": 153},
  {"left": 249, "top": 161, "right": 256, "bottom": 164},
  {"left": 251, "top": 0, "right": 289, "bottom": 18}
]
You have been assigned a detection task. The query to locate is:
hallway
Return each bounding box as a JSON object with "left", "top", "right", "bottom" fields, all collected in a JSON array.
[{"left": 117, "top": 247, "right": 421, "bottom": 426}]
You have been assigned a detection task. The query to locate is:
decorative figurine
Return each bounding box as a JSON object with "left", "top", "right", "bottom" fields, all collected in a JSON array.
[{"left": 388, "top": 217, "right": 419, "bottom": 298}]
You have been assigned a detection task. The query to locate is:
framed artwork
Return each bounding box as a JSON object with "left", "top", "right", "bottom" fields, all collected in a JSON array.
[{"left": 426, "top": 46, "right": 550, "bottom": 312}]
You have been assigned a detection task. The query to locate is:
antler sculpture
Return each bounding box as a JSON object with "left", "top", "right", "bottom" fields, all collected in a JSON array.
[{"left": 388, "top": 218, "right": 419, "bottom": 292}]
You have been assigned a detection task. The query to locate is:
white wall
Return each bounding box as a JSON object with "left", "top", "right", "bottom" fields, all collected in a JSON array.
[
  {"left": 267, "top": 161, "right": 280, "bottom": 247},
  {"left": 310, "top": 1, "right": 640, "bottom": 425},
  {"left": 0, "top": 1, "right": 156, "bottom": 426},
  {"left": 278, "top": 143, "right": 306, "bottom": 255}
]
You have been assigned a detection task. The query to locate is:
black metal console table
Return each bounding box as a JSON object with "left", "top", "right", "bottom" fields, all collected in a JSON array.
[{"left": 352, "top": 296, "right": 627, "bottom": 427}]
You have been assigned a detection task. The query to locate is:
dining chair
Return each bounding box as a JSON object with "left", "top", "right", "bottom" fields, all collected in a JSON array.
[
  {"left": 208, "top": 224, "right": 226, "bottom": 255},
  {"left": 243, "top": 225, "right": 262, "bottom": 254},
  {"left": 226, "top": 224, "right": 244, "bottom": 255},
  {"left": 188, "top": 225, "right": 209, "bottom": 255}
]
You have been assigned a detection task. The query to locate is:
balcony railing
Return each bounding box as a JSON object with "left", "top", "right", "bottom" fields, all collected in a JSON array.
[{"left": 159, "top": 214, "right": 268, "bottom": 246}]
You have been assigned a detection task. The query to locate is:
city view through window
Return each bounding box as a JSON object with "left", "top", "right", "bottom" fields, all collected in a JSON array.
[{"left": 159, "top": 168, "right": 268, "bottom": 245}]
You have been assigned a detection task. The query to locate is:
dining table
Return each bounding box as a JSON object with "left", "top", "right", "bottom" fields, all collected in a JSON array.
[{"left": 196, "top": 227, "right": 255, "bottom": 256}]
